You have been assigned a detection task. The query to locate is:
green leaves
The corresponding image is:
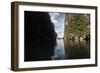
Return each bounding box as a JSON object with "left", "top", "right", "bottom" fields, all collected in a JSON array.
[{"left": 65, "top": 13, "right": 90, "bottom": 39}]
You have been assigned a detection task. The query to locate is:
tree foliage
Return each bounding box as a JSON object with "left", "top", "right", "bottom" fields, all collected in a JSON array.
[{"left": 65, "top": 13, "right": 90, "bottom": 39}]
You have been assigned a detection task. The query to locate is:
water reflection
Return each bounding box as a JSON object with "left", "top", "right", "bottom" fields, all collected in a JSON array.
[
  {"left": 52, "top": 39, "right": 90, "bottom": 60},
  {"left": 51, "top": 39, "right": 65, "bottom": 60},
  {"left": 64, "top": 40, "right": 90, "bottom": 59}
]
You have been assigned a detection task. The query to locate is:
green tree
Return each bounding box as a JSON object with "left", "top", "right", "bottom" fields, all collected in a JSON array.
[{"left": 65, "top": 13, "right": 90, "bottom": 39}]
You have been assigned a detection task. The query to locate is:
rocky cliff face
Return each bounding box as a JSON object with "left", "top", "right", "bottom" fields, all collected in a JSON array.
[
  {"left": 24, "top": 11, "right": 57, "bottom": 61},
  {"left": 64, "top": 13, "right": 90, "bottom": 41}
]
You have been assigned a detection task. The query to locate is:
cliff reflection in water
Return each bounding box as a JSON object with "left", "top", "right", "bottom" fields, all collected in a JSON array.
[
  {"left": 52, "top": 39, "right": 90, "bottom": 60},
  {"left": 64, "top": 40, "right": 90, "bottom": 59}
]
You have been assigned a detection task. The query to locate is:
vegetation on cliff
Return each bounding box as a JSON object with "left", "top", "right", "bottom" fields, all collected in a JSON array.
[{"left": 64, "top": 13, "right": 90, "bottom": 40}]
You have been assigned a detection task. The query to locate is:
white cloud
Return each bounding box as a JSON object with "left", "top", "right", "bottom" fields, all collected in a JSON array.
[
  {"left": 49, "top": 13, "right": 60, "bottom": 24},
  {"left": 49, "top": 13, "right": 60, "bottom": 17},
  {"left": 53, "top": 19, "right": 58, "bottom": 24},
  {"left": 49, "top": 12, "right": 64, "bottom": 38}
]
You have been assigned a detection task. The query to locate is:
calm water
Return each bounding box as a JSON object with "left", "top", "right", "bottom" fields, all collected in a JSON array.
[{"left": 52, "top": 39, "right": 90, "bottom": 60}]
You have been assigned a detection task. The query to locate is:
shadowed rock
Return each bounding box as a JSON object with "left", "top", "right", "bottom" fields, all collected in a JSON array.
[{"left": 24, "top": 11, "right": 57, "bottom": 61}]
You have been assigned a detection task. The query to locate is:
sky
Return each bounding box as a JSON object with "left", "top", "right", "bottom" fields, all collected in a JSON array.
[{"left": 49, "top": 12, "right": 65, "bottom": 38}]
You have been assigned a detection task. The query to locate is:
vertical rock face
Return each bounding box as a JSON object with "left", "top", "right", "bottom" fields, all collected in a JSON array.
[
  {"left": 65, "top": 13, "right": 90, "bottom": 40},
  {"left": 24, "top": 11, "right": 57, "bottom": 61}
]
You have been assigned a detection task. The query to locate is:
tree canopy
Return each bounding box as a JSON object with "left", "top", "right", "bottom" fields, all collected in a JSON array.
[{"left": 65, "top": 13, "right": 90, "bottom": 39}]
